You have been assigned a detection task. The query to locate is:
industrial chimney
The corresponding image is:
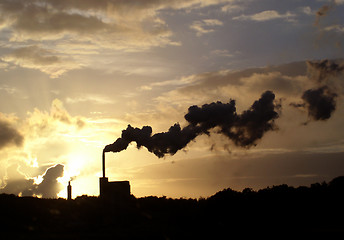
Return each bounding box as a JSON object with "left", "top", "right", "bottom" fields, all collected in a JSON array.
[
  {"left": 99, "top": 151, "right": 131, "bottom": 200},
  {"left": 102, "top": 150, "right": 106, "bottom": 178},
  {"left": 67, "top": 181, "right": 72, "bottom": 200},
  {"left": 100, "top": 151, "right": 109, "bottom": 197}
]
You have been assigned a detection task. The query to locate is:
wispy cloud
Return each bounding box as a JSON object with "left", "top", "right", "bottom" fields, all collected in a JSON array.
[
  {"left": 221, "top": 3, "right": 245, "bottom": 13},
  {"left": 233, "top": 10, "right": 296, "bottom": 22},
  {"left": 0, "top": 0, "right": 238, "bottom": 76},
  {"left": 1, "top": 46, "right": 81, "bottom": 78},
  {"left": 0, "top": 84, "right": 19, "bottom": 95},
  {"left": 140, "top": 75, "right": 198, "bottom": 91},
  {"left": 324, "top": 24, "right": 344, "bottom": 33},
  {"left": 66, "top": 95, "right": 115, "bottom": 105},
  {"left": 190, "top": 19, "right": 224, "bottom": 36},
  {"left": 210, "top": 49, "right": 237, "bottom": 57}
]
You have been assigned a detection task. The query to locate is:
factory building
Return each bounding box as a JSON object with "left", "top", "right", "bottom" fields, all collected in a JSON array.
[{"left": 99, "top": 151, "right": 131, "bottom": 201}]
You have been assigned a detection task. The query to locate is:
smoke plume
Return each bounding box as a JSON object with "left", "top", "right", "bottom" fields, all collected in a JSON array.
[
  {"left": 314, "top": 3, "right": 333, "bottom": 26},
  {"left": 301, "top": 86, "right": 337, "bottom": 121},
  {"left": 307, "top": 60, "right": 344, "bottom": 83},
  {"left": 291, "top": 59, "right": 344, "bottom": 122},
  {"left": 104, "top": 91, "right": 280, "bottom": 158}
]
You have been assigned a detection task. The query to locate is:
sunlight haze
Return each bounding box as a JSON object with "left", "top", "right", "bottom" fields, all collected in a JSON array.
[{"left": 0, "top": 0, "right": 343, "bottom": 199}]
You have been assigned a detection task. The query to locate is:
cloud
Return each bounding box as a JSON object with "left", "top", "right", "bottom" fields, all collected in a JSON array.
[
  {"left": 35, "top": 164, "right": 64, "bottom": 198},
  {"left": 233, "top": 10, "right": 295, "bottom": 22},
  {"left": 324, "top": 24, "right": 344, "bottom": 33},
  {"left": 299, "top": 6, "right": 313, "bottom": 16},
  {"left": 24, "top": 99, "right": 86, "bottom": 138},
  {"left": 335, "top": 0, "right": 344, "bottom": 4},
  {"left": 66, "top": 95, "right": 115, "bottom": 105},
  {"left": 140, "top": 75, "right": 198, "bottom": 91},
  {"left": 0, "top": 85, "right": 19, "bottom": 95},
  {"left": 0, "top": 164, "right": 64, "bottom": 198},
  {"left": 0, "top": 0, "right": 230, "bottom": 48},
  {"left": 154, "top": 61, "right": 307, "bottom": 110},
  {"left": 190, "top": 19, "right": 224, "bottom": 36},
  {"left": 133, "top": 59, "right": 343, "bottom": 144},
  {"left": 0, "top": 97, "right": 118, "bottom": 197},
  {"left": 0, "top": 1, "right": 142, "bottom": 41},
  {"left": 240, "top": 71, "right": 306, "bottom": 96},
  {"left": 1, "top": 46, "right": 81, "bottom": 78},
  {"left": 3, "top": 46, "right": 60, "bottom": 65},
  {"left": 221, "top": 3, "right": 245, "bottom": 13},
  {"left": 150, "top": 59, "right": 343, "bottom": 126},
  {"left": 0, "top": 0, "right": 237, "bottom": 75},
  {"left": 210, "top": 49, "right": 236, "bottom": 57},
  {"left": 0, "top": 114, "right": 23, "bottom": 150}
]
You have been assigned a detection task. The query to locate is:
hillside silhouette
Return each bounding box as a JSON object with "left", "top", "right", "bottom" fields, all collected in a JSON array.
[{"left": 1, "top": 176, "right": 344, "bottom": 239}]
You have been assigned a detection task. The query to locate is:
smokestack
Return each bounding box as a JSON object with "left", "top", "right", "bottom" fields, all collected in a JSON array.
[
  {"left": 67, "top": 181, "right": 72, "bottom": 200},
  {"left": 102, "top": 150, "right": 105, "bottom": 178},
  {"left": 100, "top": 151, "right": 109, "bottom": 197}
]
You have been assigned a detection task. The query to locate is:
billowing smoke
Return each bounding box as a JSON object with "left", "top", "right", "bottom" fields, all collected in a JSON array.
[
  {"left": 314, "top": 3, "right": 334, "bottom": 26},
  {"left": 316, "top": 5, "right": 331, "bottom": 17},
  {"left": 301, "top": 86, "right": 337, "bottom": 121},
  {"left": 104, "top": 91, "right": 280, "bottom": 158},
  {"left": 291, "top": 59, "right": 344, "bottom": 122},
  {"left": 307, "top": 60, "right": 344, "bottom": 83}
]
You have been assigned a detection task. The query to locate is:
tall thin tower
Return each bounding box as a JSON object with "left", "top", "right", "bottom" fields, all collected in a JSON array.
[{"left": 67, "top": 181, "right": 72, "bottom": 200}]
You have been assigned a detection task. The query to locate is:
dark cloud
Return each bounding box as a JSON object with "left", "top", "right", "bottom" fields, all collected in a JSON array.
[
  {"left": 1, "top": 1, "right": 111, "bottom": 35},
  {"left": 7, "top": 46, "right": 60, "bottom": 65},
  {"left": 0, "top": 179, "right": 35, "bottom": 196},
  {"left": 0, "top": 119, "right": 24, "bottom": 150},
  {"left": 35, "top": 164, "right": 64, "bottom": 198},
  {"left": 104, "top": 91, "right": 280, "bottom": 157},
  {"left": 0, "top": 164, "right": 64, "bottom": 198},
  {"left": 1, "top": 46, "right": 80, "bottom": 78}
]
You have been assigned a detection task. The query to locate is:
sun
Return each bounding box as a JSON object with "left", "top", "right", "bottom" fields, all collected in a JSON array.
[{"left": 57, "top": 151, "right": 95, "bottom": 198}]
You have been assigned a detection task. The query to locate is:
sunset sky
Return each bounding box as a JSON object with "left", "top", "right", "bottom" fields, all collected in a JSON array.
[{"left": 0, "top": 0, "right": 344, "bottom": 199}]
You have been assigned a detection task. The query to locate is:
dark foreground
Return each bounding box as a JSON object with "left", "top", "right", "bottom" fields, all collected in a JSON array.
[{"left": 1, "top": 177, "right": 344, "bottom": 239}]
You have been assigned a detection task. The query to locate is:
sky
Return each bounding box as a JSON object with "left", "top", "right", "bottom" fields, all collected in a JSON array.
[{"left": 0, "top": 0, "right": 344, "bottom": 199}]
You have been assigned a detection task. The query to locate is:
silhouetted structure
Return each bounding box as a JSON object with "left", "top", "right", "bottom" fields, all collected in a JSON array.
[
  {"left": 67, "top": 181, "right": 72, "bottom": 200},
  {"left": 1, "top": 176, "right": 344, "bottom": 238},
  {"left": 100, "top": 151, "right": 130, "bottom": 200}
]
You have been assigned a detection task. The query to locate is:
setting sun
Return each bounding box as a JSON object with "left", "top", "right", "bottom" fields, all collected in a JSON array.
[
  {"left": 0, "top": 0, "right": 344, "bottom": 237},
  {"left": 0, "top": 0, "right": 343, "bottom": 201}
]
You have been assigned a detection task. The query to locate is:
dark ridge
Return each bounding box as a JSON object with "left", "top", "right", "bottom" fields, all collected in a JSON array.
[{"left": 1, "top": 176, "right": 344, "bottom": 238}]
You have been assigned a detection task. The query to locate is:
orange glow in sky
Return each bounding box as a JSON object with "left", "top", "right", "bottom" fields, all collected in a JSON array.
[{"left": 0, "top": 0, "right": 344, "bottom": 199}]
